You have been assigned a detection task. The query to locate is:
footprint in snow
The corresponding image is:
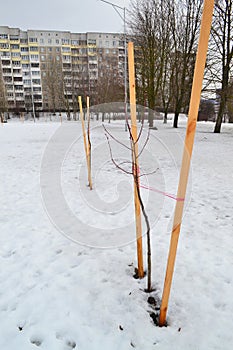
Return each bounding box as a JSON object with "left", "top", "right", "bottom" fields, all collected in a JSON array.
[
  {"left": 56, "top": 333, "right": 76, "bottom": 349},
  {"left": 30, "top": 337, "right": 43, "bottom": 346}
]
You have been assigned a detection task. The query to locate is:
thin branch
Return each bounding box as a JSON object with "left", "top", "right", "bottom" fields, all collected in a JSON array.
[
  {"left": 139, "top": 167, "right": 159, "bottom": 178},
  {"left": 137, "top": 127, "right": 150, "bottom": 159},
  {"left": 136, "top": 114, "right": 145, "bottom": 143},
  {"left": 104, "top": 134, "right": 133, "bottom": 175},
  {"left": 102, "top": 124, "right": 132, "bottom": 151}
]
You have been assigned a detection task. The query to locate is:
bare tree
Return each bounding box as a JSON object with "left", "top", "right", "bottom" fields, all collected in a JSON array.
[
  {"left": 96, "top": 53, "right": 124, "bottom": 105},
  {"left": 42, "top": 58, "right": 64, "bottom": 115},
  {"left": 103, "top": 118, "right": 158, "bottom": 292},
  {"left": 129, "top": 0, "right": 161, "bottom": 127},
  {"left": 211, "top": 0, "right": 233, "bottom": 132},
  {"left": 170, "top": 0, "right": 202, "bottom": 128},
  {"left": 129, "top": 0, "right": 202, "bottom": 128},
  {"left": 227, "top": 78, "right": 233, "bottom": 123}
]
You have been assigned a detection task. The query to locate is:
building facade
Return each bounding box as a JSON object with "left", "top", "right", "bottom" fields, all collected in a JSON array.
[{"left": 0, "top": 26, "right": 125, "bottom": 114}]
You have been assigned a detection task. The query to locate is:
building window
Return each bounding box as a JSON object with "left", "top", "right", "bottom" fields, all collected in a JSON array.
[
  {"left": 62, "top": 47, "right": 71, "bottom": 52},
  {"left": 40, "top": 47, "right": 45, "bottom": 52},
  {"left": 56, "top": 39, "right": 59, "bottom": 44},
  {"left": 0, "top": 43, "right": 9, "bottom": 49},
  {"left": 32, "top": 79, "right": 41, "bottom": 85},
  {"left": 23, "top": 79, "right": 31, "bottom": 85},
  {"left": 105, "top": 41, "right": 109, "bottom": 47},
  {"left": 12, "top": 52, "right": 21, "bottom": 57},
  {"left": 29, "top": 37, "right": 38, "bottom": 43},
  {"left": 0, "top": 34, "right": 8, "bottom": 39},
  {"left": 62, "top": 38, "right": 70, "bottom": 45},
  {"left": 71, "top": 40, "right": 78, "bottom": 45},
  {"left": 0, "top": 51, "right": 10, "bottom": 57},
  {"left": 30, "top": 55, "right": 39, "bottom": 60},
  {"left": 21, "top": 47, "right": 29, "bottom": 52},
  {"left": 11, "top": 44, "right": 20, "bottom": 49},
  {"left": 40, "top": 38, "right": 44, "bottom": 44},
  {"left": 12, "top": 61, "right": 21, "bottom": 66},
  {"left": 48, "top": 39, "right": 52, "bottom": 44},
  {"left": 63, "top": 55, "right": 71, "bottom": 61},
  {"left": 31, "top": 62, "right": 39, "bottom": 68},
  {"left": 48, "top": 47, "right": 52, "bottom": 52},
  {"left": 30, "top": 46, "right": 38, "bottom": 51},
  {"left": 88, "top": 39, "right": 96, "bottom": 45},
  {"left": 20, "top": 38, "right": 28, "bottom": 44},
  {"left": 22, "top": 55, "right": 29, "bottom": 60},
  {"left": 56, "top": 47, "right": 60, "bottom": 52},
  {"left": 56, "top": 56, "right": 60, "bottom": 61}
]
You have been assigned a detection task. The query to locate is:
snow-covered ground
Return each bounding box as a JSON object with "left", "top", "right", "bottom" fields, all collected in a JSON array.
[{"left": 0, "top": 117, "right": 233, "bottom": 350}]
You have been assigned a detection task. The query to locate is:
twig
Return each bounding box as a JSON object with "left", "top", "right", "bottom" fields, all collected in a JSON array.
[
  {"left": 102, "top": 124, "right": 132, "bottom": 151},
  {"left": 105, "top": 134, "right": 133, "bottom": 175}
]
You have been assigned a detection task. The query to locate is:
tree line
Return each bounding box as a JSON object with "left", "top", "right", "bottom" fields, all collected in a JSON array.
[{"left": 129, "top": 0, "right": 233, "bottom": 132}]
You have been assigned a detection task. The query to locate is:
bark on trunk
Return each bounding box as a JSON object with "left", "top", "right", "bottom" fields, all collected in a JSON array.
[{"left": 173, "top": 112, "right": 179, "bottom": 128}]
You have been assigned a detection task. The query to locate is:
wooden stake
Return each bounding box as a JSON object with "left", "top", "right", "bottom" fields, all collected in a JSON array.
[
  {"left": 20, "top": 112, "right": 24, "bottom": 123},
  {"left": 128, "top": 41, "right": 144, "bottom": 278},
  {"left": 86, "top": 96, "right": 92, "bottom": 190},
  {"left": 159, "top": 0, "right": 215, "bottom": 327},
  {"left": 78, "top": 96, "right": 89, "bottom": 187}
]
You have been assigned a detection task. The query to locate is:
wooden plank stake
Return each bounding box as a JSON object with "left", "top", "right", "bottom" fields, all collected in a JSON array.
[
  {"left": 78, "top": 95, "right": 90, "bottom": 188},
  {"left": 86, "top": 96, "right": 92, "bottom": 190},
  {"left": 128, "top": 41, "right": 144, "bottom": 278},
  {"left": 159, "top": 0, "right": 215, "bottom": 327}
]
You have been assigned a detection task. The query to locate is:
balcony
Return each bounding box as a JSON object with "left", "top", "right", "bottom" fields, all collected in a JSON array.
[
  {"left": 1, "top": 53, "right": 11, "bottom": 59},
  {"left": 13, "top": 72, "right": 22, "bottom": 78},
  {"left": 14, "top": 84, "right": 24, "bottom": 90},
  {"left": 2, "top": 71, "right": 12, "bottom": 76}
]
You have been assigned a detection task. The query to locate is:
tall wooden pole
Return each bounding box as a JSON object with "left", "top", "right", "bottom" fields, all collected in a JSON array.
[
  {"left": 78, "top": 96, "right": 89, "bottom": 187},
  {"left": 86, "top": 96, "right": 92, "bottom": 190},
  {"left": 128, "top": 42, "right": 144, "bottom": 278},
  {"left": 159, "top": 0, "right": 215, "bottom": 326}
]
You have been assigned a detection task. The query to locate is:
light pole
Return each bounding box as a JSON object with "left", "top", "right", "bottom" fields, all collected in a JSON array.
[{"left": 99, "top": 0, "right": 127, "bottom": 123}]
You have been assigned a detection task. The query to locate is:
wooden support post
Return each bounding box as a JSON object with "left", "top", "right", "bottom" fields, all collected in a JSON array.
[
  {"left": 128, "top": 41, "right": 144, "bottom": 278},
  {"left": 78, "top": 96, "right": 89, "bottom": 187},
  {"left": 86, "top": 96, "right": 92, "bottom": 190},
  {"left": 159, "top": 0, "right": 215, "bottom": 327}
]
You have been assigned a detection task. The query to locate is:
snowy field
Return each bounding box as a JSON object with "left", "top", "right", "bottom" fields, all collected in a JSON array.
[{"left": 0, "top": 117, "right": 233, "bottom": 350}]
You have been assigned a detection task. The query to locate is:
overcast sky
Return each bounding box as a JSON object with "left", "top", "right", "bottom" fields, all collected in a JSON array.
[{"left": 0, "top": 0, "right": 130, "bottom": 33}]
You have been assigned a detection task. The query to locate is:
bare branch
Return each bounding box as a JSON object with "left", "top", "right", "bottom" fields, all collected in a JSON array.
[
  {"left": 104, "top": 133, "right": 133, "bottom": 175},
  {"left": 139, "top": 167, "right": 159, "bottom": 178},
  {"left": 137, "top": 127, "right": 150, "bottom": 159},
  {"left": 102, "top": 124, "right": 131, "bottom": 151}
]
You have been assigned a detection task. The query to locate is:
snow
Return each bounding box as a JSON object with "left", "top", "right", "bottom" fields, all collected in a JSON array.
[{"left": 0, "top": 117, "right": 233, "bottom": 350}]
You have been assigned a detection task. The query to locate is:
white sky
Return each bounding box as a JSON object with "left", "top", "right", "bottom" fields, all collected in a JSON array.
[{"left": 0, "top": 0, "right": 130, "bottom": 34}]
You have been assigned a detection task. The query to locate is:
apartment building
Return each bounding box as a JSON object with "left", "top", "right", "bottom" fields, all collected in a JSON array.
[{"left": 0, "top": 26, "right": 125, "bottom": 113}]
